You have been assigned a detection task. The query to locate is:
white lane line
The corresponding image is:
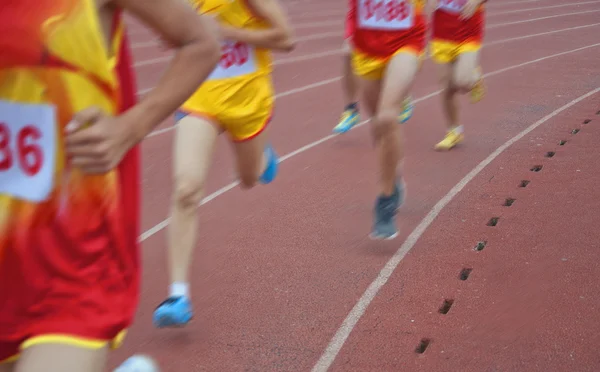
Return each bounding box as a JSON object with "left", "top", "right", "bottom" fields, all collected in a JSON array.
[
  {"left": 131, "top": 9, "right": 600, "bottom": 68},
  {"left": 310, "top": 86, "right": 600, "bottom": 372},
  {"left": 487, "top": 8, "right": 600, "bottom": 29},
  {"left": 138, "top": 42, "right": 600, "bottom": 243},
  {"left": 126, "top": 0, "right": 553, "bottom": 38},
  {"left": 140, "top": 21, "right": 600, "bottom": 135}
]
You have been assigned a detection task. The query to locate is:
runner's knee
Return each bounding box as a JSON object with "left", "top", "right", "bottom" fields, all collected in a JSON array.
[
  {"left": 372, "top": 109, "right": 397, "bottom": 139},
  {"left": 173, "top": 177, "right": 205, "bottom": 209},
  {"left": 452, "top": 70, "right": 477, "bottom": 91}
]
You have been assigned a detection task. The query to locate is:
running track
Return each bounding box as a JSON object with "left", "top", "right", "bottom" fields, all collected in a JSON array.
[{"left": 109, "top": 0, "right": 600, "bottom": 370}]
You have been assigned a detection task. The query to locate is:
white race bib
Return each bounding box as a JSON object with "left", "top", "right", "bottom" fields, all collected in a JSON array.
[
  {"left": 358, "top": 0, "right": 414, "bottom": 31},
  {"left": 0, "top": 100, "right": 56, "bottom": 202},
  {"left": 206, "top": 41, "right": 257, "bottom": 80},
  {"left": 438, "top": 0, "right": 467, "bottom": 13}
]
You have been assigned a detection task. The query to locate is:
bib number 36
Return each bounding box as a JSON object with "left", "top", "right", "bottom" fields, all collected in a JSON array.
[{"left": 0, "top": 100, "right": 56, "bottom": 202}]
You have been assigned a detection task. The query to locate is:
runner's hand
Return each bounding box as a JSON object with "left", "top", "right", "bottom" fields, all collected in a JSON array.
[
  {"left": 65, "top": 107, "right": 139, "bottom": 174},
  {"left": 460, "top": 0, "right": 481, "bottom": 20}
]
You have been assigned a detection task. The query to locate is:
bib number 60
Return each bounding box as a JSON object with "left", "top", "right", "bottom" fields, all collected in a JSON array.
[{"left": 0, "top": 122, "right": 44, "bottom": 176}]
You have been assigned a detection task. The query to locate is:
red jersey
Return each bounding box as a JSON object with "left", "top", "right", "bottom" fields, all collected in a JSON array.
[
  {"left": 0, "top": 0, "right": 140, "bottom": 359},
  {"left": 432, "top": 0, "right": 485, "bottom": 43},
  {"left": 351, "top": 0, "right": 427, "bottom": 57}
]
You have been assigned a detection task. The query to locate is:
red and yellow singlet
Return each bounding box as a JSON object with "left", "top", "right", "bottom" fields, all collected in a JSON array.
[{"left": 0, "top": 0, "right": 140, "bottom": 362}]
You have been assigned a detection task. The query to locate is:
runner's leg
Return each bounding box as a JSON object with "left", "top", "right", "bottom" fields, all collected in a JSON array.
[
  {"left": 434, "top": 61, "right": 464, "bottom": 151},
  {"left": 15, "top": 344, "right": 107, "bottom": 372},
  {"left": 454, "top": 50, "right": 484, "bottom": 103},
  {"left": 153, "top": 113, "right": 220, "bottom": 328},
  {"left": 434, "top": 50, "right": 482, "bottom": 150},
  {"left": 333, "top": 40, "right": 360, "bottom": 134},
  {"left": 231, "top": 129, "right": 277, "bottom": 188},
  {"left": 367, "top": 52, "right": 418, "bottom": 239}
]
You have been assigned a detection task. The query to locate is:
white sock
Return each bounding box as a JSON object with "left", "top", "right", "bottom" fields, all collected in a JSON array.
[
  {"left": 452, "top": 125, "right": 464, "bottom": 134},
  {"left": 170, "top": 282, "right": 189, "bottom": 298}
]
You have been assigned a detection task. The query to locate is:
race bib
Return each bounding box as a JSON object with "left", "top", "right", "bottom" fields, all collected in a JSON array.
[
  {"left": 206, "top": 40, "right": 257, "bottom": 80},
  {"left": 438, "top": 0, "right": 467, "bottom": 13},
  {"left": 0, "top": 100, "right": 56, "bottom": 202},
  {"left": 358, "top": 0, "right": 414, "bottom": 31}
]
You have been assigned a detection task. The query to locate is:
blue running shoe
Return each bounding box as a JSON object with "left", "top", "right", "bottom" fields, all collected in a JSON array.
[
  {"left": 259, "top": 143, "right": 279, "bottom": 184},
  {"left": 333, "top": 108, "right": 360, "bottom": 134},
  {"left": 398, "top": 95, "right": 414, "bottom": 124},
  {"left": 370, "top": 181, "right": 405, "bottom": 240},
  {"left": 153, "top": 296, "right": 193, "bottom": 328}
]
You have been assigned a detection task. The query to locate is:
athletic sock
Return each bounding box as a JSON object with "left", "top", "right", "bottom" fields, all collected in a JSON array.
[
  {"left": 451, "top": 125, "right": 464, "bottom": 134},
  {"left": 170, "top": 282, "right": 190, "bottom": 298}
]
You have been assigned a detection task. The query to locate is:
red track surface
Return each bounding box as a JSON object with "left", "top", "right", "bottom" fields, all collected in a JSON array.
[{"left": 109, "top": 0, "right": 600, "bottom": 370}]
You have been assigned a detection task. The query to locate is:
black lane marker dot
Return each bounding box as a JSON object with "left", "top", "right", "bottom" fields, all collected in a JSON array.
[
  {"left": 459, "top": 268, "right": 473, "bottom": 281},
  {"left": 530, "top": 165, "right": 543, "bottom": 172},
  {"left": 597, "top": 110, "right": 600, "bottom": 115},
  {"left": 504, "top": 198, "right": 515, "bottom": 207},
  {"left": 474, "top": 241, "right": 487, "bottom": 251},
  {"left": 415, "top": 338, "right": 431, "bottom": 354},
  {"left": 572, "top": 129, "right": 580, "bottom": 134},
  {"left": 559, "top": 140, "right": 567, "bottom": 146},
  {"left": 583, "top": 119, "right": 591, "bottom": 124},
  {"left": 439, "top": 299, "right": 454, "bottom": 314},
  {"left": 487, "top": 217, "right": 500, "bottom": 226},
  {"left": 519, "top": 180, "right": 530, "bottom": 188},
  {"left": 545, "top": 151, "right": 555, "bottom": 158}
]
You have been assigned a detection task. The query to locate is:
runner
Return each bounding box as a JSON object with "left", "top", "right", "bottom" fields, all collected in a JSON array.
[
  {"left": 333, "top": 0, "right": 415, "bottom": 134},
  {"left": 0, "top": 1, "right": 220, "bottom": 371},
  {"left": 429, "top": 0, "right": 486, "bottom": 150},
  {"left": 349, "top": 0, "right": 426, "bottom": 239},
  {"left": 152, "top": 0, "right": 295, "bottom": 328}
]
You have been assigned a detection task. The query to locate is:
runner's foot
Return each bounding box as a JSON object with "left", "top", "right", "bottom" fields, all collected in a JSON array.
[
  {"left": 370, "top": 181, "right": 405, "bottom": 240},
  {"left": 434, "top": 126, "right": 464, "bottom": 151},
  {"left": 333, "top": 103, "right": 360, "bottom": 134},
  {"left": 398, "top": 95, "right": 414, "bottom": 124},
  {"left": 153, "top": 296, "right": 193, "bottom": 328},
  {"left": 259, "top": 143, "right": 279, "bottom": 184},
  {"left": 470, "top": 67, "right": 485, "bottom": 103}
]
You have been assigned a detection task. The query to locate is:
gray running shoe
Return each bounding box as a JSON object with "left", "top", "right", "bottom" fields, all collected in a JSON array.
[{"left": 370, "top": 181, "right": 405, "bottom": 240}]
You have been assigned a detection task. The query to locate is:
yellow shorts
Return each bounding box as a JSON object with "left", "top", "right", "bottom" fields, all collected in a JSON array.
[
  {"left": 178, "top": 76, "right": 274, "bottom": 142},
  {"left": 429, "top": 39, "right": 482, "bottom": 64},
  {"left": 351, "top": 47, "right": 425, "bottom": 80},
  {"left": 0, "top": 330, "right": 126, "bottom": 364}
]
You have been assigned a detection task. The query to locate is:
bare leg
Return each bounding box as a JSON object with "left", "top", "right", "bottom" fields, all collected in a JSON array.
[
  {"left": 440, "top": 62, "right": 459, "bottom": 130},
  {"left": 359, "top": 52, "right": 418, "bottom": 239},
  {"left": 231, "top": 129, "right": 269, "bottom": 189},
  {"left": 434, "top": 51, "right": 481, "bottom": 151},
  {"left": 333, "top": 40, "right": 361, "bottom": 133},
  {"left": 154, "top": 114, "right": 220, "bottom": 328},
  {"left": 375, "top": 52, "right": 418, "bottom": 196},
  {"left": 341, "top": 40, "right": 357, "bottom": 106},
  {"left": 453, "top": 51, "right": 481, "bottom": 94},
  {"left": 15, "top": 344, "right": 107, "bottom": 372}
]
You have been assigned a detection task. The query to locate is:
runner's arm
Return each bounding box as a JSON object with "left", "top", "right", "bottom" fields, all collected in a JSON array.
[
  {"left": 112, "top": 0, "right": 221, "bottom": 142},
  {"left": 218, "top": 0, "right": 296, "bottom": 52}
]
